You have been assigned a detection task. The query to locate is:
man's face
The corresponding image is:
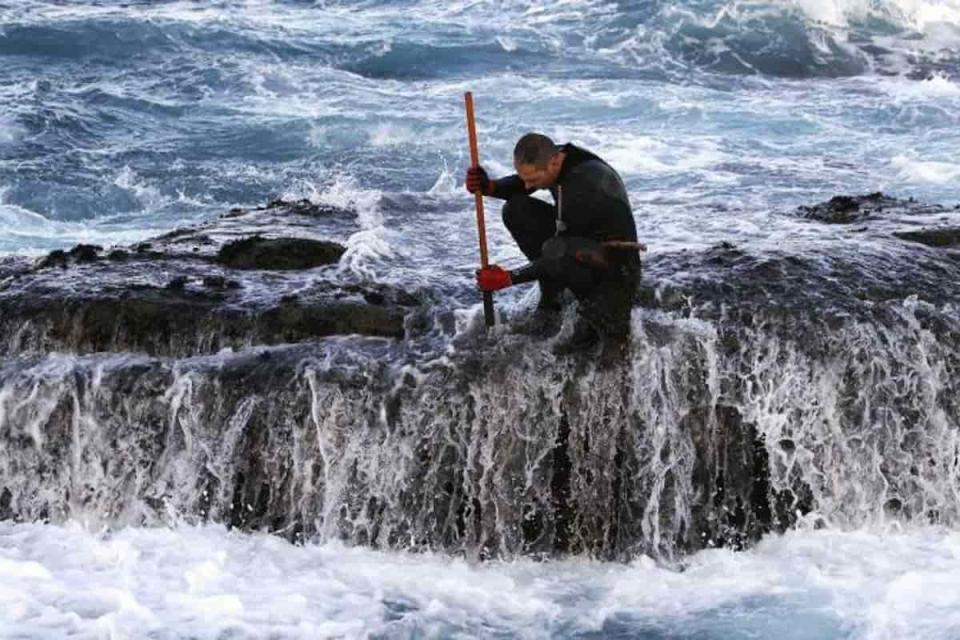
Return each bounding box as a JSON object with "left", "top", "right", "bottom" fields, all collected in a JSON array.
[{"left": 515, "top": 155, "right": 561, "bottom": 190}]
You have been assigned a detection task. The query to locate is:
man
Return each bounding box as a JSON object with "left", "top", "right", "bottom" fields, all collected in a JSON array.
[{"left": 465, "top": 133, "right": 641, "bottom": 350}]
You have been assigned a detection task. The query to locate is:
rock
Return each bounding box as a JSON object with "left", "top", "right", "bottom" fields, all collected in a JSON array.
[
  {"left": 894, "top": 227, "right": 960, "bottom": 248},
  {"left": 0, "top": 200, "right": 415, "bottom": 358},
  {"left": 258, "top": 198, "right": 347, "bottom": 218},
  {"left": 166, "top": 276, "right": 189, "bottom": 290},
  {"left": 38, "top": 249, "right": 68, "bottom": 269},
  {"left": 1, "top": 281, "right": 406, "bottom": 358},
  {"left": 216, "top": 236, "right": 346, "bottom": 270},
  {"left": 38, "top": 244, "right": 104, "bottom": 269},
  {"left": 221, "top": 199, "right": 352, "bottom": 220},
  {"left": 202, "top": 275, "right": 240, "bottom": 290},
  {"left": 69, "top": 244, "right": 103, "bottom": 263},
  {"left": 795, "top": 192, "right": 889, "bottom": 223},
  {"left": 3, "top": 192, "right": 960, "bottom": 561}
]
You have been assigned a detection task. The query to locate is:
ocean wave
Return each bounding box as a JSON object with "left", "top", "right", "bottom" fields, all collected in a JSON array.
[
  {"left": 0, "top": 199, "right": 155, "bottom": 255},
  {"left": 280, "top": 173, "right": 392, "bottom": 280},
  {"left": 892, "top": 153, "right": 960, "bottom": 183},
  {"left": 321, "top": 0, "right": 960, "bottom": 79},
  {"left": 595, "top": 0, "right": 960, "bottom": 79},
  {"left": 2, "top": 0, "right": 957, "bottom": 82},
  {"left": 0, "top": 17, "right": 337, "bottom": 63},
  {"left": 877, "top": 70, "right": 960, "bottom": 97},
  {"left": 1, "top": 0, "right": 958, "bottom": 257}
]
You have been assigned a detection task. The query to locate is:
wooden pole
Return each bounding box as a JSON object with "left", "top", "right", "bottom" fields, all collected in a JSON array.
[{"left": 464, "top": 91, "right": 495, "bottom": 327}]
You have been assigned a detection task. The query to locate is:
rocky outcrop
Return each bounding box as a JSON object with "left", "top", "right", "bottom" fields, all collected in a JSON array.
[
  {"left": 796, "top": 192, "right": 891, "bottom": 223},
  {"left": 894, "top": 227, "right": 960, "bottom": 247},
  {"left": 1, "top": 193, "right": 960, "bottom": 562},
  {"left": 0, "top": 200, "right": 419, "bottom": 357},
  {"left": 216, "top": 236, "right": 346, "bottom": 270}
]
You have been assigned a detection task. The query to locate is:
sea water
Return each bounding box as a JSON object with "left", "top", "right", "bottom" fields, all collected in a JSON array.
[
  {"left": 2, "top": 1, "right": 960, "bottom": 637},
  {"left": 4, "top": 520, "right": 960, "bottom": 638}
]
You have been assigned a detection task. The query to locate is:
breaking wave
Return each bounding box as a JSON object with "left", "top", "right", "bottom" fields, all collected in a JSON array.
[{"left": 1, "top": 0, "right": 958, "bottom": 80}]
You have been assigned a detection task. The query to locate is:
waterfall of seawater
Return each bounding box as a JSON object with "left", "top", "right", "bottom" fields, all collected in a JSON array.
[{"left": 2, "top": 293, "right": 957, "bottom": 562}]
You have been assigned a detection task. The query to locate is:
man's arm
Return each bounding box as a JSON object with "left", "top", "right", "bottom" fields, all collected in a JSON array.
[
  {"left": 489, "top": 175, "right": 529, "bottom": 200},
  {"left": 465, "top": 167, "right": 533, "bottom": 200}
]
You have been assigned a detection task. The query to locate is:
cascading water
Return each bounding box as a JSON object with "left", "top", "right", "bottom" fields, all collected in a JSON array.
[{"left": 3, "top": 224, "right": 959, "bottom": 568}]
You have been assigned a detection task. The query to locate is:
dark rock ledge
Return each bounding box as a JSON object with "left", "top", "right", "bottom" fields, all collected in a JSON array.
[
  {"left": 1, "top": 193, "right": 960, "bottom": 561},
  {"left": 0, "top": 200, "right": 419, "bottom": 358}
]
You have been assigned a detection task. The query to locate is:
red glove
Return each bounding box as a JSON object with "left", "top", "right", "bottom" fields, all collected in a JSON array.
[
  {"left": 476, "top": 265, "right": 512, "bottom": 291},
  {"left": 465, "top": 166, "right": 494, "bottom": 196}
]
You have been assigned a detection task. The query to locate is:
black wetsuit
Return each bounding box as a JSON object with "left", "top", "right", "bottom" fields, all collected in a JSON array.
[{"left": 489, "top": 143, "right": 640, "bottom": 339}]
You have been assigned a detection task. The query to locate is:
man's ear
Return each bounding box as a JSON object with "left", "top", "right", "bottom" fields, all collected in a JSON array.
[{"left": 549, "top": 153, "right": 562, "bottom": 174}]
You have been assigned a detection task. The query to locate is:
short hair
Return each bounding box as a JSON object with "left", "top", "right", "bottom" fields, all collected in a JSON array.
[{"left": 513, "top": 133, "right": 558, "bottom": 168}]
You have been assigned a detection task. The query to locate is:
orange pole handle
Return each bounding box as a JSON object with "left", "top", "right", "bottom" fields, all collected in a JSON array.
[
  {"left": 464, "top": 91, "right": 495, "bottom": 326},
  {"left": 464, "top": 92, "right": 489, "bottom": 268}
]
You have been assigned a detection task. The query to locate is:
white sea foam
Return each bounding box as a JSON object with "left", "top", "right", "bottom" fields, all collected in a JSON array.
[
  {"left": 0, "top": 201, "right": 58, "bottom": 234},
  {"left": 283, "top": 174, "right": 393, "bottom": 280},
  {"left": 892, "top": 154, "right": 960, "bottom": 183},
  {"left": 113, "top": 165, "right": 164, "bottom": 210},
  {"left": 0, "top": 114, "right": 24, "bottom": 145},
  {"left": 369, "top": 122, "right": 416, "bottom": 147},
  {"left": 2, "top": 521, "right": 960, "bottom": 639},
  {"left": 496, "top": 35, "right": 519, "bottom": 52},
  {"left": 0, "top": 202, "right": 161, "bottom": 256},
  {"left": 427, "top": 164, "right": 458, "bottom": 196},
  {"left": 602, "top": 135, "right": 727, "bottom": 177},
  {"left": 704, "top": 0, "right": 960, "bottom": 33},
  {"left": 880, "top": 72, "right": 960, "bottom": 99},
  {"left": 872, "top": 0, "right": 960, "bottom": 32}
]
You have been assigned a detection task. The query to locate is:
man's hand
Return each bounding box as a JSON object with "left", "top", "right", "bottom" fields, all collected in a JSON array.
[
  {"left": 574, "top": 247, "right": 611, "bottom": 270},
  {"left": 465, "top": 166, "right": 494, "bottom": 196},
  {"left": 476, "top": 265, "right": 512, "bottom": 291}
]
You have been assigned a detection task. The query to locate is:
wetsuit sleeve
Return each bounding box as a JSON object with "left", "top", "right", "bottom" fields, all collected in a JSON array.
[
  {"left": 489, "top": 175, "right": 531, "bottom": 200},
  {"left": 509, "top": 236, "right": 605, "bottom": 285}
]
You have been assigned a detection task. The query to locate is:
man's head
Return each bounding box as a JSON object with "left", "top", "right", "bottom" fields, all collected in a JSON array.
[{"left": 513, "top": 133, "right": 563, "bottom": 190}]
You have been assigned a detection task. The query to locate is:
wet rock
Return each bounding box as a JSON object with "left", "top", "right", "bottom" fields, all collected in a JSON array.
[
  {"left": 216, "top": 236, "right": 346, "bottom": 270},
  {"left": 222, "top": 199, "right": 352, "bottom": 220},
  {"left": 258, "top": 198, "right": 348, "bottom": 218},
  {"left": 37, "top": 244, "right": 104, "bottom": 269},
  {"left": 894, "top": 227, "right": 960, "bottom": 248},
  {"left": 202, "top": 275, "right": 240, "bottom": 290},
  {"left": 38, "top": 249, "right": 68, "bottom": 269},
  {"left": 165, "top": 276, "right": 189, "bottom": 290},
  {"left": 642, "top": 234, "right": 960, "bottom": 318},
  {"left": 153, "top": 227, "right": 195, "bottom": 242},
  {"left": 1, "top": 284, "right": 405, "bottom": 357},
  {"left": 363, "top": 290, "right": 386, "bottom": 305},
  {"left": 3, "top": 192, "right": 960, "bottom": 561},
  {"left": 795, "top": 192, "right": 890, "bottom": 223},
  {"left": 69, "top": 244, "right": 103, "bottom": 263},
  {"left": 0, "top": 199, "right": 414, "bottom": 357}
]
